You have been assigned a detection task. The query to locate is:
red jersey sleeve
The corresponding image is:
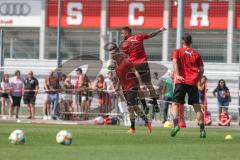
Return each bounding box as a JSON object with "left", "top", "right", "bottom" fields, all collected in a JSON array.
[
  {"left": 171, "top": 49, "right": 179, "bottom": 60},
  {"left": 137, "top": 34, "right": 150, "bottom": 41}
]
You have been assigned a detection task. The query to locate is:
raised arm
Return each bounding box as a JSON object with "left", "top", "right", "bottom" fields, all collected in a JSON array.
[{"left": 148, "top": 27, "right": 167, "bottom": 38}]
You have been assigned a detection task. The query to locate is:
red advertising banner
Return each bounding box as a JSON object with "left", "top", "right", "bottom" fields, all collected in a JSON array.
[
  {"left": 171, "top": 1, "right": 228, "bottom": 29},
  {"left": 48, "top": 0, "right": 101, "bottom": 28},
  {"left": 108, "top": 0, "right": 163, "bottom": 28},
  {"left": 236, "top": 2, "right": 240, "bottom": 29},
  {"left": 47, "top": 0, "right": 235, "bottom": 29},
  {"left": 47, "top": 0, "right": 163, "bottom": 28}
]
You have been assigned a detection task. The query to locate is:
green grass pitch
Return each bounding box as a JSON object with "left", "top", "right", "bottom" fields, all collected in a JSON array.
[{"left": 0, "top": 122, "right": 239, "bottom": 160}]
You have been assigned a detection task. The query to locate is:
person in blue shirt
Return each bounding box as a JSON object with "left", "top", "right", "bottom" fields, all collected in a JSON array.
[{"left": 212, "top": 79, "right": 231, "bottom": 120}]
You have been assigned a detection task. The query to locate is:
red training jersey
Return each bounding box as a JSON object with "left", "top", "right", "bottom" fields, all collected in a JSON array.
[
  {"left": 115, "top": 56, "right": 138, "bottom": 91},
  {"left": 172, "top": 47, "right": 204, "bottom": 86},
  {"left": 124, "top": 34, "right": 150, "bottom": 64}
]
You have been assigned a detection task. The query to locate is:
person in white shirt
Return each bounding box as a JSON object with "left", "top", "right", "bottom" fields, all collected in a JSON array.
[
  {"left": 1, "top": 74, "right": 12, "bottom": 119},
  {"left": 105, "top": 71, "right": 116, "bottom": 112},
  {"left": 10, "top": 70, "right": 24, "bottom": 119}
]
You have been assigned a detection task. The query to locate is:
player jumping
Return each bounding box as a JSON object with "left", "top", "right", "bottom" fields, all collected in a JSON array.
[
  {"left": 120, "top": 26, "right": 167, "bottom": 117},
  {"left": 105, "top": 42, "right": 152, "bottom": 134}
]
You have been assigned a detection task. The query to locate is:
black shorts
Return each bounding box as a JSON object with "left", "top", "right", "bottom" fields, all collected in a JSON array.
[
  {"left": 123, "top": 87, "right": 139, "bottom": 106},
  {"left": 82, "top": 91, "right": 93, "bottom": 101},
  {"left": 11, "top": 96, "right": 22, "bottom": 107},
  {"left": 23, "top": 96, "right": 36, "bottom": 105},
  {"left": 134, "top": 63, "right": 151, "bottom": 83},
  {"left": 1, "top": 93, "right": 9, "bottom": 98},
  {"left": 172, "top": 84, "right": 199, "bottom": 105}
]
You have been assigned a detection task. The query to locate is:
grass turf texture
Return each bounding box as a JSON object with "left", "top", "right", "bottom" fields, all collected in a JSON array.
[{"left": 0, "top": 122, "right": 239, "bottom": 160}]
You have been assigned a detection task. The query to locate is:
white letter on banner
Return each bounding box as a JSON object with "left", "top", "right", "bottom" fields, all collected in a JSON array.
[
  {"left": 190, "top": 3, "right": 209, "bottom": 26},
  {"left": 128, "top": 3, "right": 144, "bottom": 26},
  {"left": 67, "top": 2, "right": 83, "bottom": 25}
]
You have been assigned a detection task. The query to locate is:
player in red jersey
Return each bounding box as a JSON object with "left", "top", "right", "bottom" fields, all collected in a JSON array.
[
  {"left": 120, "top": 26, "right": 167, "bottom": 117},
  {"left": 171, "top": 33, "right": 206, "bottom": 138},
  {"left": 105, "top": 43, "right": 152, "bottom": 134}
]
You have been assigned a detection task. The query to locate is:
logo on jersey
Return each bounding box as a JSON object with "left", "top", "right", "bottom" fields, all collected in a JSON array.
[
  {"left": 130, "top": 39, "right": 138, "bottom": 42},
  {"left": 185, "top": 50, "right": 193, "bottom": 56}
]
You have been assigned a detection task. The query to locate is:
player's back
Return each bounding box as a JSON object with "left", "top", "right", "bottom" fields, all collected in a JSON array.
[
  {"left": 172, "top": 47, "right": 204, "bottom": 86},
  {"left": 125, "top": 34, "right": 149, "bottom": 63}
]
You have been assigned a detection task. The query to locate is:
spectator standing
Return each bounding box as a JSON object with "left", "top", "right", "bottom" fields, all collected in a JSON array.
[
  {"left": 1, "top": 74, "right": 12, "bottom": 119},
  {"left": 60, "top": 75, "right": 73, "bottom": 120},
  {"left": 198, "top": 76, "right": 208, "bottom": 105},
  {"left": 161, "top": 72, "right": 174, "bottom": 124},
  {"left": 80, "top": 74, "right": 91, "bottom": 120},
  {"left": 23, "top": 71, "right": 39, "bottom": 119},
  {"left": 105, "top": 71, "right": 114, "bottom": 112},
  {"left": 107, "top": 71, "right": 119, "bottom": 112},
  {"left": 212, "top": 79, "right": 231, "bottom": 119},
  {"left": 152, "top": 72, "right": 161, "bottom": 97},
  {"left": 10, "top": 70, "right": 24, "bottom": 119},
  {"left": 93, "top": 74, "right": 107, "bottom": 113},
  {"left": 47, "top": 72, "right": 61, "bottom": 120},
  {"left": 74, "top": 68, "right": 83, "bottom": 112},
  {"left": 43, "top": 70, "right": 53, "bottom": 120}
]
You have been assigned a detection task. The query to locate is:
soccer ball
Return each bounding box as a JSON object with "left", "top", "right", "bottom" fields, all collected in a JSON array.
[
  {"left": 56, "top": 130, "right": 72, "bottom": 145},
  {"left": 163, "top": 121, "right": 173, "bottom": 128},
  {"left": 106, "top": 59, "right": 116, "bottom": 70},
  {"left": 8, "top": 129, "right": 26, "bottom": 144},
  {"left": 225, "top": 134, "right": 233, "bottom": 140}
]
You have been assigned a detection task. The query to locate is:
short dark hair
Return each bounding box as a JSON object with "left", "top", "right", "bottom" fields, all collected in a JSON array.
[
  {"left": 15, "top": 70, "right": 20, "bottom": 76},
  {"left": 121, "top": 26, "right": 132, "bottom": 34},
  {"left": 202, "top": 75, "right": 207, "bottom": 80},
  {"left": 75, "top": 68, "right": 82, "bottom": 73},
  {"left": 104, "top": 42, "right": 118, "bottom": 52},
  {"left": 61, "top": 74, "right": 67, "bottom": 80},
  {"left": 182, "top": 33, "right": 192, "bottom": 45}
]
